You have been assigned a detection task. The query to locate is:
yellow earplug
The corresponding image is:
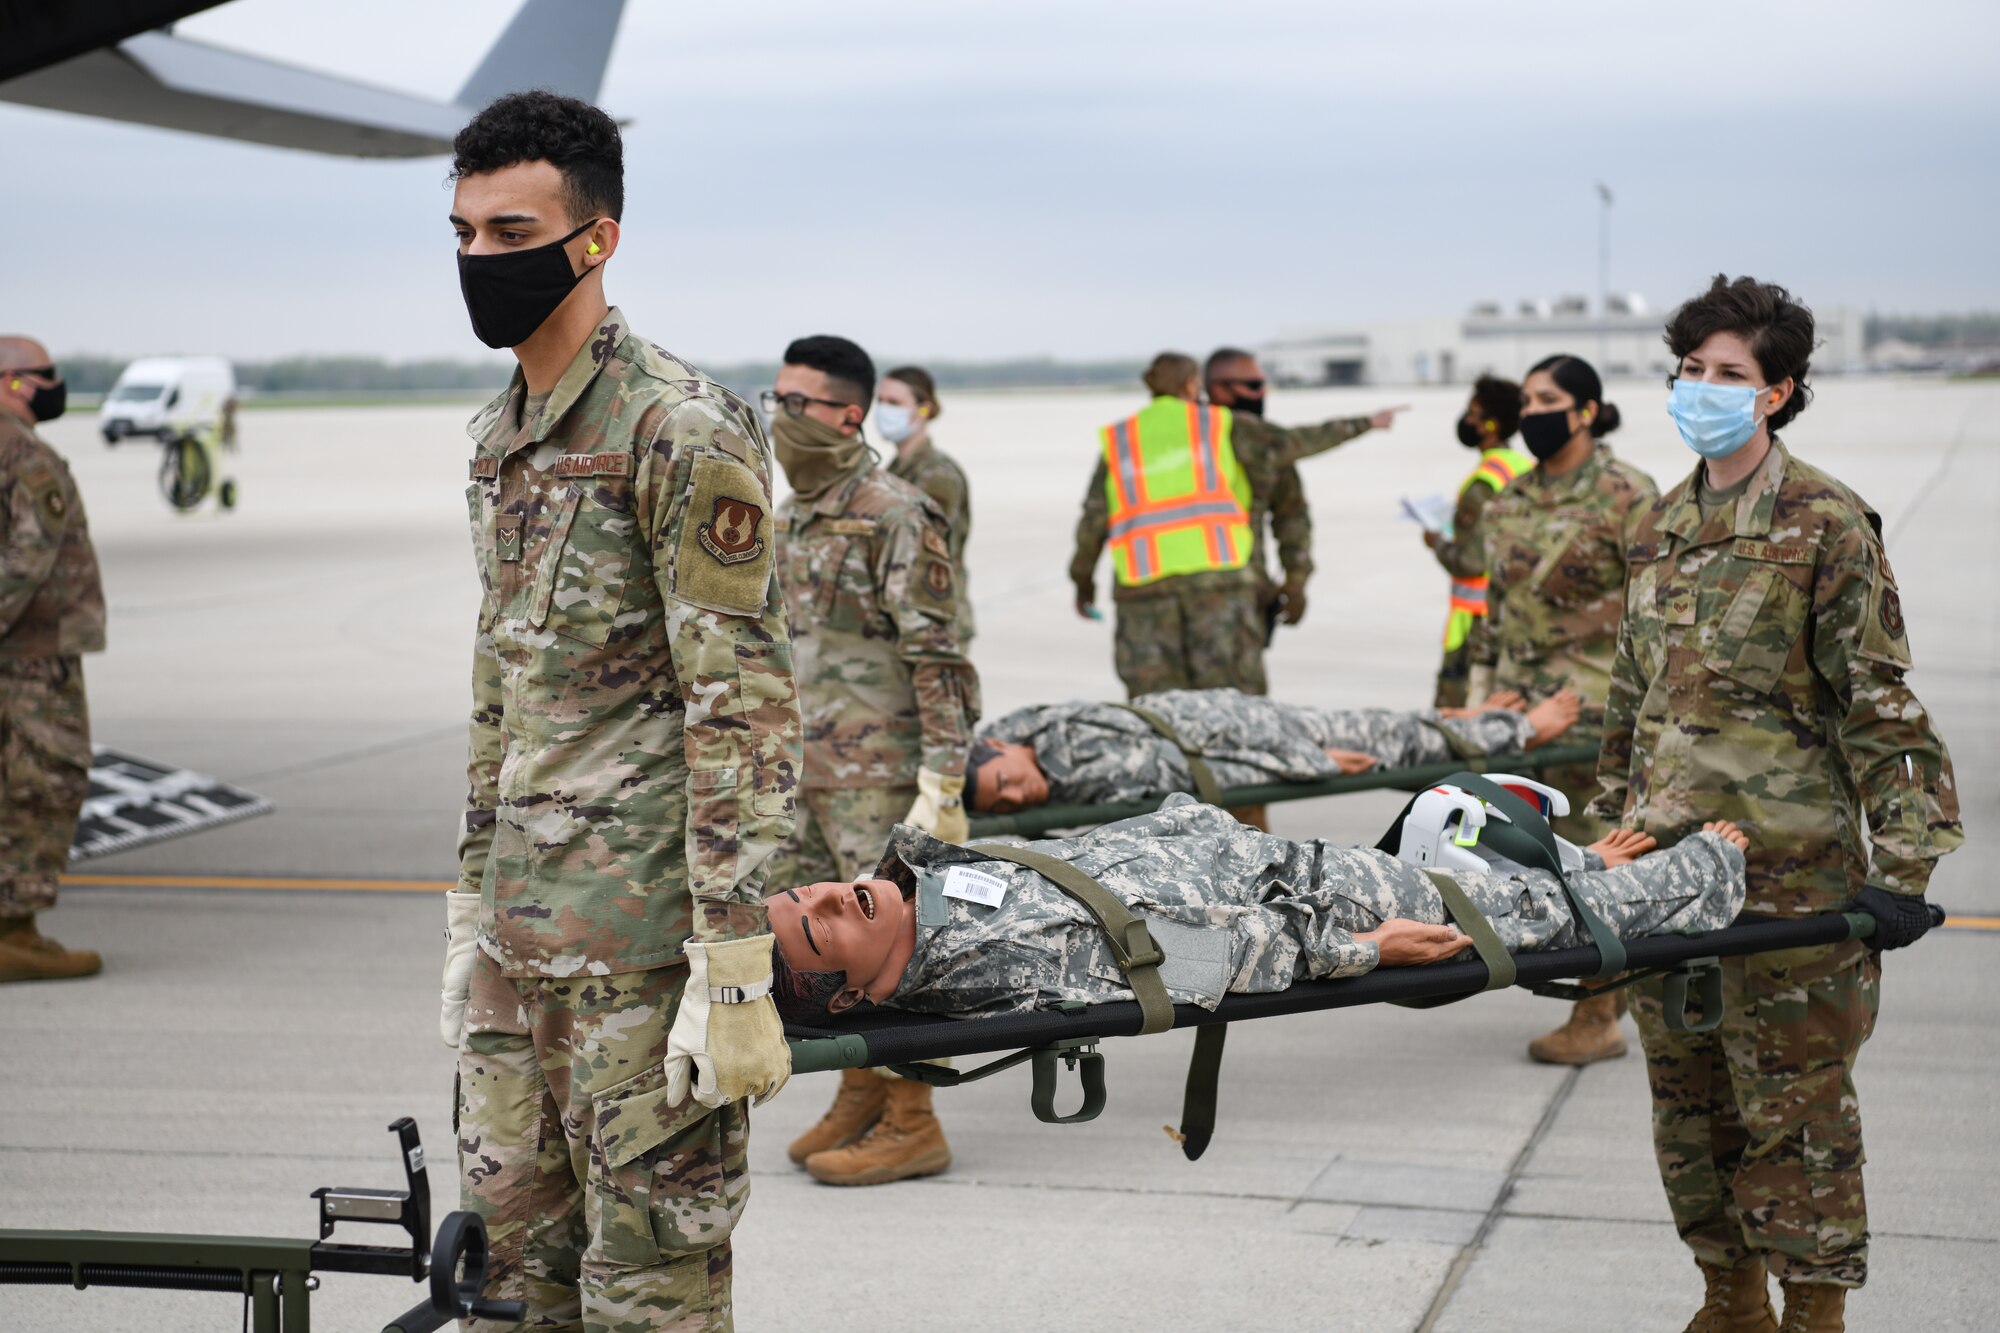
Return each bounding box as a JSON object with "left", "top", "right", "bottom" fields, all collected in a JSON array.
[{"left": 587, "top": 240, "right": 601, "bottom": 255}]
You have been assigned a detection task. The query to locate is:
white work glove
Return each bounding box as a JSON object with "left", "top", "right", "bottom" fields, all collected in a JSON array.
[
  {"left": 905, "top": 766, "right": 969, "bottom": 843},
  {"left": 664, "top": 935, "right": 791, "bottom": 1109},
  {"left": 439, "top": 890, "right": 482, "bottom": 1049}
]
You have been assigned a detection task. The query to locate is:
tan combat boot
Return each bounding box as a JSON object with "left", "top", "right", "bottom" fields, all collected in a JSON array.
[
  {"left": 1777, "top": 1282, "right": 1846, "bottom": 1333},
  {"left": 1683, "top": 1259, "right": 1778, "bottom": 1333},
  {"left": 0, "top": 916, "right": 102, "bottom": 983},
  {"left": 787, "top": 1068, "right": 887, "bottom": 1165},
  {"left": 1527, "top": 992, "right": 1628, "bottom": 1065},
  {"left": 804, "top": 1077, "right": 952, "bottom": 1186}
]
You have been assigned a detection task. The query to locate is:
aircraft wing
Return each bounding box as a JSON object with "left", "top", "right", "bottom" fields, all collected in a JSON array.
[{"left": 0, "top": 0, "right": 626, "bottom": 159}]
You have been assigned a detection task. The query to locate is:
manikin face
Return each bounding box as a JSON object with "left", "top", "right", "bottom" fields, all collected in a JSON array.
[
  {"left": 968, "top": 741, "right": 1050, "bottom": 813},
  {"left": 765, "top": 880, "right": 905, "bottom": 978}
]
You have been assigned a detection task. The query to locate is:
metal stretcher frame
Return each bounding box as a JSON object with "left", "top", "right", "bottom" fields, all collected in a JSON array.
[
  {"left": 784, "top": 912, "right": 1877, "bottom": 1113},
  {"left": 964, "top": 740, "right": 1603, "bottom": 839}
]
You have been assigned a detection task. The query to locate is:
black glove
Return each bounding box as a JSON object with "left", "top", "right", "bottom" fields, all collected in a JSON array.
[{"left": 1853, "top": 885, "right": 1935, "bottom": 951}]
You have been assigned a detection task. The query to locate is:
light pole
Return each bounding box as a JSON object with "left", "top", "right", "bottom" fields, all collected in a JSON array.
[{"left": 1596, "top": 181, "right": 1613, "bottom": 369}]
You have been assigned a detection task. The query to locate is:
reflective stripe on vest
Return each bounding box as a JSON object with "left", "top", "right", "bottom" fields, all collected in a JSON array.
[
  {"left": 1442, "top": 447, "right": 1532, "bottom": 649},
  {"left": 1101, "top": 398, "right": 1253, "bottom": 587}
]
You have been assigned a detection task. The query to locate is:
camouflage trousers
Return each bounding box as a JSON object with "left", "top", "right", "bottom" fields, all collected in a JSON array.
[
  {"left": 768, "top": 784, "right": 915, "bottom": 886},
  {"left": 1632, "top": 939, "right": 1881, "bottom": 1287},
  {"left": 1112, "top": 582, "right": 1266, "bottom": 700},
  {"left": 0, "top": 656, "right": 90, "bottom": 918},
  {"left": 1433, "top": 641, "right": 1472, "bottom": 709},
  {"left": 458, "top": 952, "right": 749, "bottom": 1332}
]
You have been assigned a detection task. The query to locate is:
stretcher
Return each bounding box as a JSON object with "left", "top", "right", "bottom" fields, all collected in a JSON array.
[
  {"left": 785, "top": 910, "right": 1910, "bottom": 1160},
  {"left": 965, "top": 740, "right": 1602, "bottom": 839}
]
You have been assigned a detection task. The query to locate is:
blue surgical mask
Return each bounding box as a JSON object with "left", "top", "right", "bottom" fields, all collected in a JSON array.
[
  {"left": 1667, "top": 379, "right": 1772, "bottom": 459},
  {"left": 874, "top": 401, "right": 918, "bottom": 444}
]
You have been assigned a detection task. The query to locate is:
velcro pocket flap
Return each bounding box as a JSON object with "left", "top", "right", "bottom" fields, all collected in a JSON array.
[
  {"left": 1148, "top": 916, "right": 1232, "bottom": 1008},
  {"left": 598, "top": 1065, "right": 708, "bottom": 1171}
]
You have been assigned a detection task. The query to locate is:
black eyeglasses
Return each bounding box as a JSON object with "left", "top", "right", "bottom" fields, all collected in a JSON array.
[
  {"left": 1213, "top": 377, "right": 1266, "bottom": 393},
  {"left": 6, "top": 365, "right": 57, "bottom": 380},
  {"left": 760, "top": 389, "right": 853, "bottom": 418}
]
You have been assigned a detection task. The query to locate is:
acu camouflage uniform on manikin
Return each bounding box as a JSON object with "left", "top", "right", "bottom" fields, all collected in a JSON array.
[
  {"left": 866, "top": 794, "right": 1744, "bottom": 1017},
  {"left": 0, "top": 412, "right": 104, "bottom": 934},
  {"left": 886, "top": 436, "right": 975, "bottom": 649},
  {"left": 1071, "top": 409, "right": 1372, "bottom": 699},
  {"left": 456, "top": 310, "right": 803, "bottom": 1333},
  {"left": 1589, "top": 440, "right": 1961, "bottom": 1290},
  {"left": 980, "top": 688, "right": 1541, "bottom": 807},
  {"left": 769, "top": 454, "right": 979, "bottom": 889},
  {"left": 1473, "top": 442, "right": 1656, "bottom": 841}
]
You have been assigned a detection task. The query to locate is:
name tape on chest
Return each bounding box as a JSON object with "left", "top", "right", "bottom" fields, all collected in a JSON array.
[
  {"left": 552, "top": 452, "right": 634, "bottom": 479},
  {"left": 821, "top": 517, "right": 879, "bottom": 537},
  {"left": 943, "top": 865, "right": 1009, "bottom": 908},
  {"left": 1731, "top": 538, "right": 1814, "bottom": 565}
]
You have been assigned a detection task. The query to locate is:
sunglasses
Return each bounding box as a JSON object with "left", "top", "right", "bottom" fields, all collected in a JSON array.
[{"left": 1213, "top": 377, "right": 1266, "bottom": 393}]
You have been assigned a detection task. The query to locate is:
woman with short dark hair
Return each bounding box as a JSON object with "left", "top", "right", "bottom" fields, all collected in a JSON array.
[
  {"left": 1471, "top": 351, "right": 1658, "bottom": 1065},
  {"left": 1589, "top": 275, "right": 1961, "bottom": 1332}
]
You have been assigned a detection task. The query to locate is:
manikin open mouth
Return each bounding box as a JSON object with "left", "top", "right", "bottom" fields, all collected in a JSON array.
[{"left": 855, "top": 885, "right": 876, "bottom": 920}]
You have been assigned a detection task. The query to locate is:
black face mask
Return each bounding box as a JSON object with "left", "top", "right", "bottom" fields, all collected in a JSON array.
[
  {"left": 1517, "top": 409, "right": 1575, "bottom": 461},
  {"left": 457, "top": 220, "right": 597, "bottom": 350},
  {"left": 1230, "top": 394, "right": 1266, "bottom": 418},
  {"left": 10, "top": 366, "right": 65, "bottom": 422},
  {"left": 1455, "top": 418, "right": 1485, "bottom": 449}
]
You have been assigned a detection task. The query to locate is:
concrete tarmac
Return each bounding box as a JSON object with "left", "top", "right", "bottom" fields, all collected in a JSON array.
[{"left": 3, "top": 375, "right": 1995, "bottom": 1330}]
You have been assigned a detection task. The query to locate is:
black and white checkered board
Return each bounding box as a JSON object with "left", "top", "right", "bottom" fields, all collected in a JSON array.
[{"left": 70, "top": 748, "right": 275, "bottom": 862}]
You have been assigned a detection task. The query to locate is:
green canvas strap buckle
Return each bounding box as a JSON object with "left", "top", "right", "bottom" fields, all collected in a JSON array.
[
  {"left": 1175, "top": 1023, "right": 1229, "bottom": 1161},
  {"left": 1660, "top": 956, "right": 1724, "bottom": 1033},
  {"left": 966, "top": 842, "right": 1176, "bottom": 1035},
  {"left": 1108, "top": 703, "right": 1226, "bottom": 807},
  {"left": 884, "top": 1035, "right": 1108, "bottom": 1125}
]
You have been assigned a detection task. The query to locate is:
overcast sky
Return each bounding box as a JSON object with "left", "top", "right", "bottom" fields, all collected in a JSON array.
[{"left": 4, "top": 0, "right": 1996, "bottom": 365}]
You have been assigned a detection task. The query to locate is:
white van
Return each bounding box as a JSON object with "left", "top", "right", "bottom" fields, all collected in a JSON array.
[{"left": 100, "top": 357, "right": 237, "bottom": 444}]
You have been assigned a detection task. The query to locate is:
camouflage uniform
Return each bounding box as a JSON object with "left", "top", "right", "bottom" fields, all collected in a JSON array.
[
  {"left": 981, "top": 688, "right": 1537, "bottom": 807},
  {"left": 1430, "top": 454, "right": 1510, "bottom": 708},
  {"left": 769, "top": 458, "right": 979, "bottom": 890},
  {"left": 886, "top": 437, "right": 975, "bottom": 648},
  {"left": 0, "top": 412, "right": 104, "bottom": 919},
  {"left": 457, "top": 310, "right": 802, "bottom": 1332},
  {"left": 1587, "top": 441, "right": 1962, "bottom": 1289},
  {"left": 1474, "top": 444, "right": 1656, "bottom": 839},
  {"left": 867, "top": 794, "right": 1743, "bottom": 1017},
  {"left": 1071, "top": 412, "right": 1371, "bottom": 698},
  {"left": 1249, "top": 461, "right": 1311, "bottom": 634}
]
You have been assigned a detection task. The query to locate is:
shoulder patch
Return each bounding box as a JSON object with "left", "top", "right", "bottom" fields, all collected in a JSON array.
[
  {"left": 674, "top": 456, "right": 772, "bottom": 617},
  {"left": 469, "top": 457, "right": 498, "bottom": 480},
  {"left": 1731, "top": 539, "right": 1816, "bottom": 566}
]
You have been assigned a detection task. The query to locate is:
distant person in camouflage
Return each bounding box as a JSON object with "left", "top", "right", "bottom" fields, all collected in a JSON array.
[
  {"left": 438, "top": 94, "right": 803, "bottom": 1333},
  {"left": 1425, "top": 374, "right": 1531, "bottom": 707},
  {"left": 0, "top": 336, "right": 104, "bottom": 983},
  {"left": 764, "top": 334, "right": 981, "bottom": 1188},
  {"left": 1203, "top": 349, "right": 1314, "bottom": 645},
  {"left": 965, "top": 685, "right": 1582, "bottom": 814},
  {"left": 1070, "top": 352, "right": 1404, "bottom": 700},
  {"left": 1591, "top": 276, "right": 1962, "bottom": 1333},
  {"left": 1471, "top": 351, "right": 1657, "bottom": 1067},
  {"left": 765, "top": 794, "right": 1749, "bottom": 1021},
  {"left": 878, "top": 366, "right": 975, "bottom": 648}
]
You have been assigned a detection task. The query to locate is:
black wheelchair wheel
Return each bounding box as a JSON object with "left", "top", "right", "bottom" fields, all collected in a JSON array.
[{"left": 158, "top": 434, "right": 212, "bottom": 511}]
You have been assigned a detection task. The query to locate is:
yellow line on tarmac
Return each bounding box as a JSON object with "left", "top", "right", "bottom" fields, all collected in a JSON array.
[{"left": 61, "top": 873, "right": 452, "bottom": 894}]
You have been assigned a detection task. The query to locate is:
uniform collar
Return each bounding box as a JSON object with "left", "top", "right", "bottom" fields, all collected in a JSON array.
[
  {"left": 1525, "top": 441, "right": 1604, "bottom": 499},
  {"left": 491, "top": 307, "right": 629, "bottom": 459},
  {"left": 889, "top": 437, "right": 933, "bottom": 474},
  {"left": 807, "top": 455, "right": 878, "bottom": 516},
  {"left": 1661, "top": 437, "right": 1790, "bottom": 545}
]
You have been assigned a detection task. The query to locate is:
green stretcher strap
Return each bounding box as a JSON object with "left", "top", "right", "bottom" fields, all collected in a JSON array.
[
  {"left": 1176, "top": 1023, "right": 1227, "bottom": 1162},
  {"left": 1391, "top": 868, "right": 1519, "bottom": 1010},
  {"left": 965, "top": 843, "right": 1177, "bottom": 1036},
  {"left": 1108, "top": 703, "right": 1227, "bottom": 807},
  {"left": 1439, "top": 770, "right": 1626, "bottom": 980}
]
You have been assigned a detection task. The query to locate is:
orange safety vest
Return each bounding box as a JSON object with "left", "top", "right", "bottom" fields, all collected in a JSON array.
[
  {"left": 1443, "top": 446, "right": 1534, "bottom": 649},
  {"left": 1100, "top": 397, "right": 1253, "bottom": 587}
]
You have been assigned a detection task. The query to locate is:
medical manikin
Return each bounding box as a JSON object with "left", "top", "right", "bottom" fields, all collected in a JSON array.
[{"left": 768, "top": 791, "right": 1748, "bottom": 1021}]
